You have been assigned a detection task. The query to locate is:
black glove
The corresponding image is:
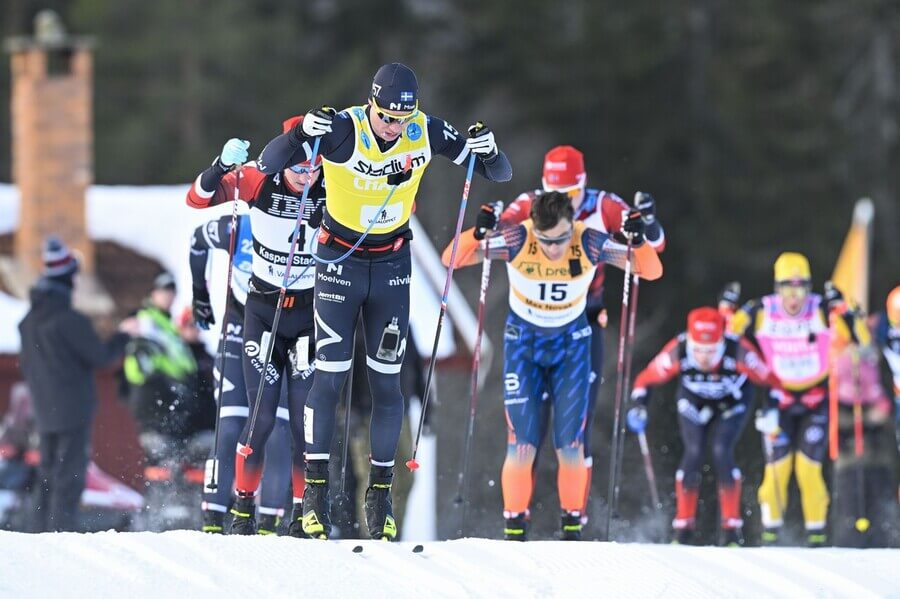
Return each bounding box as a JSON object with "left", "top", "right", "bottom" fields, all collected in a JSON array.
[
  {"left": 634, "top": 192, "right": 656, "bottom": 224},
  {"left": 473, "top": 202, "right": 501, "bottom": 240},
  {"left": 192, "top": 287, "right": 215, "bottom": 331},
  {"left": 824, "top": 280, "right": 844, "bottom": 311},
  {"left": 466, "top": 122, "right": 498, "bottom": 160},
  {"left": 718, "top": 281, "right": 742, "bottom": 309},
  {"left": 622, "top": 209, "right": 645, "bottom": 243}
]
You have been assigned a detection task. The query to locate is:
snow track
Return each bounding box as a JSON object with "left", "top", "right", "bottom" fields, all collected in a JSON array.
[{"left": 1, "top": 531, "right": 897, "bottom": 598}]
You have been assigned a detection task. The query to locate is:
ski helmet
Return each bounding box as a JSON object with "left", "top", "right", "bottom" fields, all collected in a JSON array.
[
  {"left": 542, "top": 145, "right": 586, "bottom": 191},
  {"left": 887, "top": 285, "right": 900, "bottom": 326},
  {"left": 687, "top": 307, "right": 726, "bottom": 345},
  {"left": 282, "top": 116, "right": 322, "bottom": 168},
  {"left": 773, "top": 252, "right": 811, "bottom": 284},
  {"left": 370, "top": 63, "right": 418, "bottom": 113}
]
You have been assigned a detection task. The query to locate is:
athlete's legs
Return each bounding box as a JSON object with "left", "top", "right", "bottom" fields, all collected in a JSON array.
[
  {"left": 202, "top": 302, "right": 248, "bottom": 523},
  {"left": 711, "top": 395, "right": 752, "bottom": 530},
  {"left": 258, "top": 378, "right": 292, "bottom": 520},
  {"left": 235, "top": 294, "right": 291, "bottom": 496},
  {"left": 361, "top": 250, "right": 410, "bottom": 466},
  {"left": 581, "top": 322, "right": 604, "bottom": 512},
  {"left": 675, "top": 401, "right": 710, "bottom": 531},
  {"left": 794, "top": 401, "right": 829, "bottom": 533},
  {"left": 758, "top": 406, "right": 799, "bottom": 530},
  {"left": 501, "top": 322, "right": 543, "bottom": 516},
  {"left": 546, "top": 329, "right": 591, "bottom": 514}
]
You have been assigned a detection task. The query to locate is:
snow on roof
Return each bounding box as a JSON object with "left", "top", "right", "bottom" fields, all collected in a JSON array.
[{"left": 0, "top": 183, "right": 463, "bottom": 358}]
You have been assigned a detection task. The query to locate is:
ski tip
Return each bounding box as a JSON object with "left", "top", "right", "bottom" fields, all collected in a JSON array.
[
  {"left": 352, "top": 545, "right": 364, "bottom": 553},
  {"left": 406, "top": 459, "right": 419, "bottom": 471},
  {"left": 412, "top": 544, "right": 424, "bottom": 553}
]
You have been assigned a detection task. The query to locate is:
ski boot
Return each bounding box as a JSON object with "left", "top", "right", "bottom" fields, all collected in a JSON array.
[
  {"left": 504, "top": 512, "right": 527, "bottom": 541},
  {"left": 302, "top": 461, "right": 331, "bottom": 539},
  {"left": 721, "top": 527, "right": 745, "bottom": 547},
  {"left": 560, "top": 511, "right": 583, "bottom": 541},
  {"left": 229, "top": 493, "right": 257, "bottom": 535},
  {"left": 257, "top": 513, "right": 281, "bottom": 536},
  {"left": 761, "top": 528, "right": 780, "bottom": 546},
  {"left": 201, "top": 509, "right": 225, "bottom": 534},
  {"left": 671, "top": 528, "right": 694, "bottom": 545},
  {"left": 364, "top": 466, "right": 397, "bottom": 541},
  {"left": 287, "top": 503, "right": 308, "bottom": 538},
  {"left": 806, "top": 531, "right": 827, "bottom": 548}
]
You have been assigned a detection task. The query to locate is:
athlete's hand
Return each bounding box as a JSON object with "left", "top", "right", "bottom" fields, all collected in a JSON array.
[
  {"left": 718, "top": 281, "right": 742, "bottom": 310},
  {"left": 596, "top": 309, "right": 608, "bottom": 328},
  {"left": 192, "top": 287, "right": 215, "bottom": 330},
  {"left": 626, "top": 406, "right": 648, "bottom": 434},
  {"left": 302, "top": 106, "right": 337, "bottom": 137},
  {"left": 755, "top": 408, "right": 780, "bottom": 435},
  {"left": 219, "top": 139, "right": 249, "bottom": 169},
  {"left": 466, "top": 122, "right": 498, "bottom": 159},
  {"left": 634, "top": 192, "right": 656, "bottom": 225},
  {"left": 823, "top": 280, "right": 844, "bottom": 312},
  {"left": 622, "top": 209, "right": 645, "bottom": 243},
  {"left": 473, "top": 202, "right": 502, "bottom": 240}
]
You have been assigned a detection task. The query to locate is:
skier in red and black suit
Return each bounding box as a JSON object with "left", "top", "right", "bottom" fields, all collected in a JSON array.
[
  {"left": 626, "top": 307, "right": 784, "bottom": 546},
  {"left": 499, "top": 146, "right": 666, "bottom": 522},
  {"left": 186, "top": 116, "right": 323, "bottom": 536}
]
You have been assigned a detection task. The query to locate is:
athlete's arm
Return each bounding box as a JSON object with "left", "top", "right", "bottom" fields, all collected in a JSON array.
[
  {"left": 440, "top": 224, "right": 527, "bottom": 268},
  {"left": 499, "top": 192, "right": 535, "bottom": 226},
  {"left": 729, "top": 300, "right": 760, "bottom": 341},
  {"left": 189, "top": 216, "right": 232, "bottom": 293},
  {"left": 631, "top": 337, "right": 681, "bottom": 404},
  {"left": 582, "top": 228, "right": 663, "bottom": 281},
  {"left": 256, "top": 112, "right": 356, "bottom": 174},
  {"left": 427, "top": 117, "right": 512, "bottom": 182},
  {"left": 736, "top": 338, "right": 782, "bottom": 389},
  {"left": 186, "top": 162, "right": 265, "bottom": 209}
]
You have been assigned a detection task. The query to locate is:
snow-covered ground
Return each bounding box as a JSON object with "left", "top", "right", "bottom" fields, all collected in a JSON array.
[{"left": 0, "top": 532, "right": 896, "bottom": 598}]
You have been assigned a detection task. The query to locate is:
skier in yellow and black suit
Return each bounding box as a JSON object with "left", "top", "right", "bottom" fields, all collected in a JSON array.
[{"left": 731, "top": 252, "right": 869, "bottom": 546}]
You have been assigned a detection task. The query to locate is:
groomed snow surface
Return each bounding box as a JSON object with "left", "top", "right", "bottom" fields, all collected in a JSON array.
[{"left": 0, "top": 532, "right": 897, "bottom": 598}]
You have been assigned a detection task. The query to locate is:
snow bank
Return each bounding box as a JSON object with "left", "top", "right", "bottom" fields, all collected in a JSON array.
[{"left": 0, "top": 532, "right": 895, "bottom": 598}]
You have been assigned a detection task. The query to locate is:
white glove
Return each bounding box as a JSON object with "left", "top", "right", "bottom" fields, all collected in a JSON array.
[
  {"left": 302, "top": 107, "right": 335, "bottom": 137},
  {"left": 466, "top": 122, "right": 498, "bottom": 157},
  {"left": 219, "top": 138, "right": 249, "bottom": 168},
  {"left": 755, "top": 408, "right": 780, "bottom": 434}
]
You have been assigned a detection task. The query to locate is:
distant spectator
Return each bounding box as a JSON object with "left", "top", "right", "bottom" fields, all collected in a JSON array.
[
  {"left": 18, "top": 237, "right": 133, "bottom": 532},
  {"left": 123, "top": 272, "right": 200, "bottom": 461}
]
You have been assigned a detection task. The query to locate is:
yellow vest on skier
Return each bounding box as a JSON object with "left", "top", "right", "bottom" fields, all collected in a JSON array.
[
  {"left": 322, "top": 106, "right": 432, "bottom": 235},
  {"left": 506, "top": 220, "right": 596, "bottom": 328}
]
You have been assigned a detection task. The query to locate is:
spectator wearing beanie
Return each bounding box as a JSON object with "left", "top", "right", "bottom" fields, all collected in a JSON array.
[{"left": 18, "top": 236, "right": 136, "bottom": 532}]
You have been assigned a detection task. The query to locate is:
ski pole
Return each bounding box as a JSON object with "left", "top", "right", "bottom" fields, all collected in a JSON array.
[
  {"left": 613, "top": 274, "right": 640, "bottom": 514},
  {"left": 407, "top": 153, "right": 478, "bottom": 472},
  {"left": 453, "top": 254, "right": 494, "bottom": 534},
  {"left": 340, "top": 325, "right": 358, "bottom": 496},
  {"left": 207, "top": 165, "right": 242, "bottom": 491},
  {"left": 637, "top": 430, "right": 661, "bottom": 510},
  {"left": 239, "top": 137, "right": 321, "bottom": 458},
  {"left": 604, "top": 239, "right": 634, "bottom": 542},
  {"left": 851, "top": 348, "right": 870, "bottom": 533}
]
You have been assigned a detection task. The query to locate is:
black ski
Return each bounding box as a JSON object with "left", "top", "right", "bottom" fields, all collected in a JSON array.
[{"left": 351, "top": 543, "right": 424, "bottom": 554}]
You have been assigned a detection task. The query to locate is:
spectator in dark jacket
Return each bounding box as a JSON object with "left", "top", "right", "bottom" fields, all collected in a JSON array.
[{"left": 18, "top": 237, "right": 134, "bottom": 532}]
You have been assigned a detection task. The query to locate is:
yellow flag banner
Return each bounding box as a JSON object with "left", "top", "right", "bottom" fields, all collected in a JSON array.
[
  {"left": 828, "top": 198, "right": 873, "bottom": 460},
  {"left": 831, "top": 198, "right": 873, "bottom": 313}
]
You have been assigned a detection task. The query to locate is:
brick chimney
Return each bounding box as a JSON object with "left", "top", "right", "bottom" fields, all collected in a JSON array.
[{"left": 3, "top": 11, "right": 111, "bottom": 315}]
